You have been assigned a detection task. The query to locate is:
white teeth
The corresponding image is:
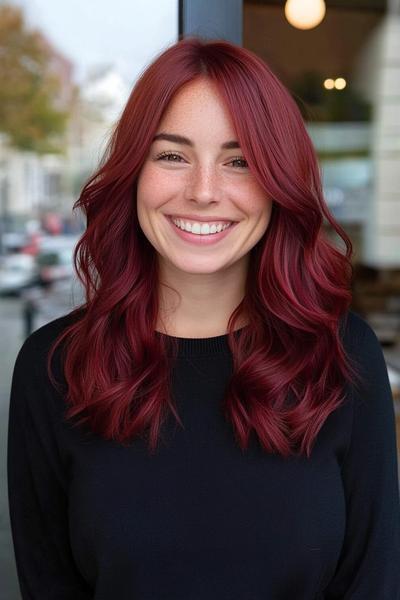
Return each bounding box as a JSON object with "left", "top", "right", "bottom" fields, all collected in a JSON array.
[{"left": 171, "top": 218, "right": 232, "bottom": 235}]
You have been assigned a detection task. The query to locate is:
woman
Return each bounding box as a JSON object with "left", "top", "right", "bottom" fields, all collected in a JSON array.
[{"left": 7, "top": 36, "right": 400, "bottom": 599}]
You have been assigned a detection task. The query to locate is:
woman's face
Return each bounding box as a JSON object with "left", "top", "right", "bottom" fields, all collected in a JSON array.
[{"left": 136, "top": 77, "right": 273, "bottom": 277}]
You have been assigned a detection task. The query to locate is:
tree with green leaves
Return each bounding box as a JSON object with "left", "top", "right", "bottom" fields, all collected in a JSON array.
[{"left": 0, "top": 3, "right": 69, "bottom": 153}]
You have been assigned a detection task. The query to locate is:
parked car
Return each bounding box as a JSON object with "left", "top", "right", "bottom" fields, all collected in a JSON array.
[
  {"left": 34, "top": 234, "right": 80, "bottom": 285},
  {"left": 0, "top": 253, "right": 39, "bottom": 296},
  {"left": 35, "top": 247, "right": 76, "bottom": 284},
  {"left": 21, "top": 277, "right": 86, "bottom": 336}
]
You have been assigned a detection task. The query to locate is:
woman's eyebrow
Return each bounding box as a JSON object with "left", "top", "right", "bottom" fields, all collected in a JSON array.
[{"left": 152, "top": 132, "right": 240, "bottom": 150}]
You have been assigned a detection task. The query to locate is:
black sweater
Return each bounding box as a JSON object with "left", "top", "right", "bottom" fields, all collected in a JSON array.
[{"left": 7, "top": 310, "right": 400, "bottom": 599}]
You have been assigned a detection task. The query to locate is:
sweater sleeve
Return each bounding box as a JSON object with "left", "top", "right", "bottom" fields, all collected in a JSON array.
[
  {"left": 323, "top": 319, "right": 400, "bottom": 599},
  {"left": 7, "top": 333, "right": 93, "bottom": 599}
]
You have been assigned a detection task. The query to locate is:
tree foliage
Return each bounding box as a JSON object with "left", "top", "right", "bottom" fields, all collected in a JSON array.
[{"left": 0, "top": 3, "right": 69, "bottom": 153}]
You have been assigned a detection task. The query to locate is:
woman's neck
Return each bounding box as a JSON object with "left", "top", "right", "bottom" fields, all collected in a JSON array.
[{"left": 156, "top": 258, "right": 249, "bottom": 338}]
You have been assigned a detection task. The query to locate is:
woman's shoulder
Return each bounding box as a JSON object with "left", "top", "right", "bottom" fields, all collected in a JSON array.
[
  {"left": 340, "top": 309, "right": 391, "bottom": 400},
  {"left": 30, "top": 310, "right": 81, "bottom": 346},
  {"left": 14, "top": 308, "right": 85, "bottom": 377},
  {"left": 340, "top": 309, "right": 380, "bottom": 353}
]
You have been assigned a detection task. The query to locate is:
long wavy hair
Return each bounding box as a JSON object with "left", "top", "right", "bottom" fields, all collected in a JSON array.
[{"left": 47, "top": 35, "right": 364, "bottom": 458}]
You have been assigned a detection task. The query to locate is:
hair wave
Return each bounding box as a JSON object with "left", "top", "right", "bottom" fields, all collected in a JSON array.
[{"left": 47, "top": 35, "right": 364, "bottom": 458}]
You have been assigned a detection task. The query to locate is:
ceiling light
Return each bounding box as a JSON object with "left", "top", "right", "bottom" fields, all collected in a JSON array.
[{"left": 284, "top": 0, "right": 326, "bottom": 30}]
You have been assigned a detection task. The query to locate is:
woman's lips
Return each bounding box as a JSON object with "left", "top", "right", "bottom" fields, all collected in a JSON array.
[{"left": 165, "top": 215, "right": 238, "bottom": 245}]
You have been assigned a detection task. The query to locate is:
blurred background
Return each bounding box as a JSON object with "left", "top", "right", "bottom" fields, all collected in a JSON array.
[{"left": 0, "top": 0, "right": 399, "bottom": 597}]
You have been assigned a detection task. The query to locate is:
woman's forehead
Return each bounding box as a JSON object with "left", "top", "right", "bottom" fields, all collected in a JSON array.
[{"left": 156, "top": 80, "right": 237, "bottom": 142}]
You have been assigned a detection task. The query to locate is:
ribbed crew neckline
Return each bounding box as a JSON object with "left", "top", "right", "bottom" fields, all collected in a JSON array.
[{"left": 155, "top": 326, "right": 248, "bottom": 357}]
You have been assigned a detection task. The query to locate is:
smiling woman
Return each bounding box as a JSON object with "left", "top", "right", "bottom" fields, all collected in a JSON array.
[
  {"left": 7, "top": 35, "right": 400, "bottom": 600},
  {"left": 136, "top": 76, "right": 273, "bottom": 335}
]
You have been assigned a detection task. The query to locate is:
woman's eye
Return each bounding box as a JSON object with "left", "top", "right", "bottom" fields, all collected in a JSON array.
[
  {"left": 156, "top": 152, "right": 184, "bottom": 162},
  {"left": 229, "top": 157, "right": 248, "bottom": 169}
]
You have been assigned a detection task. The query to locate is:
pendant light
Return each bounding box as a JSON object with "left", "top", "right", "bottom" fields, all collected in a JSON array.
[{"left": 284, "top": 0, "right": 326, "bottom": 30}]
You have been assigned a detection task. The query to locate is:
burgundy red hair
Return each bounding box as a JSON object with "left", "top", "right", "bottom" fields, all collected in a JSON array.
[{"left": 46, "top": 36, "right": 364, "bottom": 457}]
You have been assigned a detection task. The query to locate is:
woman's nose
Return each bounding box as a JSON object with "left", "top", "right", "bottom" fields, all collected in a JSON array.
[{"left": 184, "top": 165, "right": 221, "bottom": 204}]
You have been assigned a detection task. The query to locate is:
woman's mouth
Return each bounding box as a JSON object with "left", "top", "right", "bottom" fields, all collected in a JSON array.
[{"left": 165, "top": 215, "right": 239, "bottom": 245}]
